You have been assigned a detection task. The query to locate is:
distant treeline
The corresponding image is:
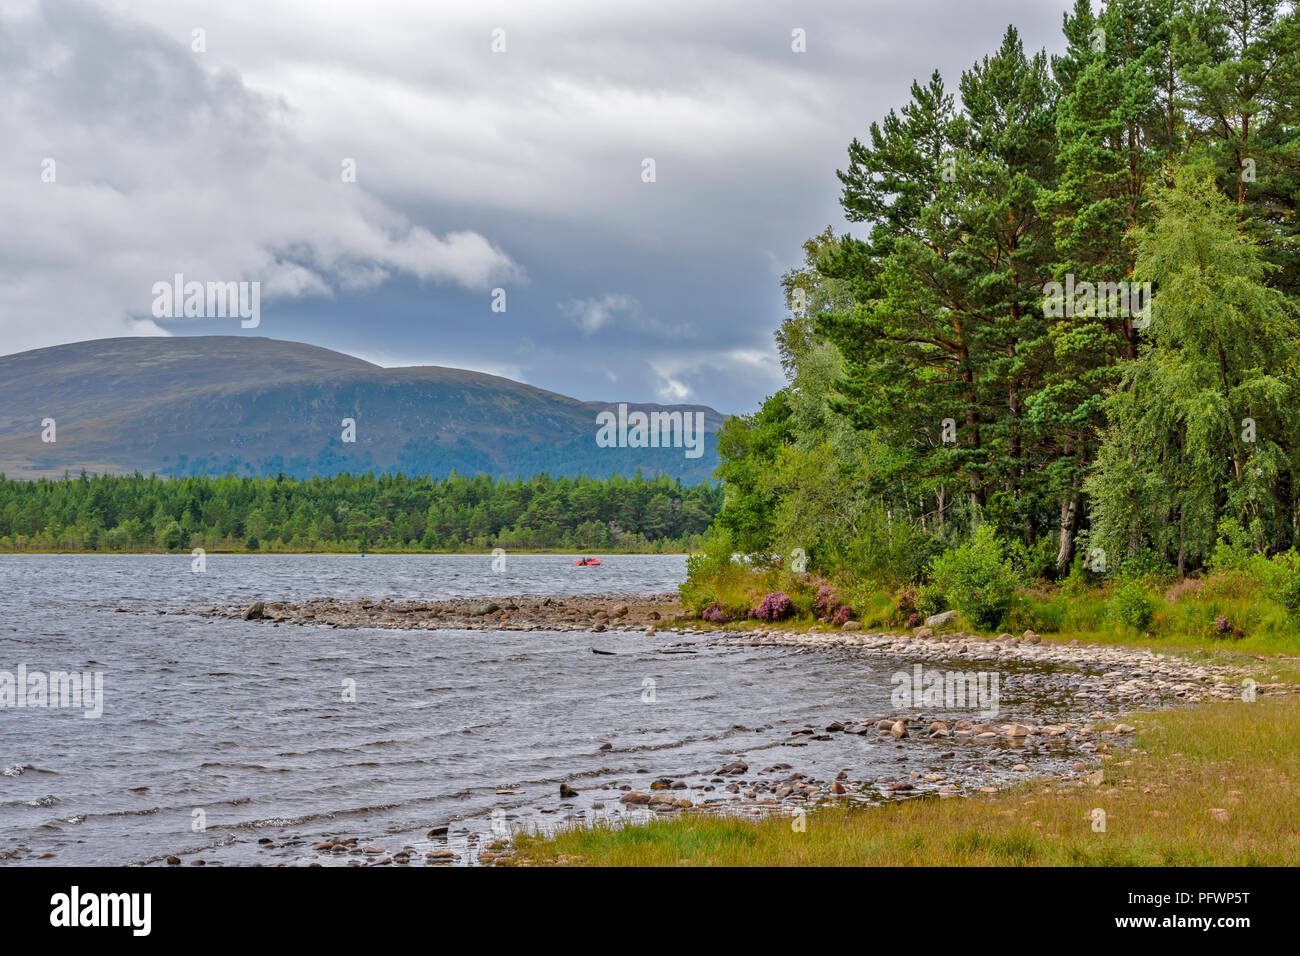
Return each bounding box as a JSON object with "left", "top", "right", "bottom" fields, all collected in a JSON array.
[{"left": 0, "top": 472, "right": 723, "bottom": 553}]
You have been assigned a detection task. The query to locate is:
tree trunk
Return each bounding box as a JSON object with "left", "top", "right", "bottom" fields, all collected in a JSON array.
[
  {"left": 1177, "top": 504, "right": 1187, "bottom": 579},
  {"left": 1055, "top": 489, "right": 1078, "bottom": 573}
]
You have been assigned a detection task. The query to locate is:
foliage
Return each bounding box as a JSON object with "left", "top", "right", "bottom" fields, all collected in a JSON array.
[
  {"left": 1109, "top": 579, "right": 1156, "bottom": 632},
  {"left": 752, "top": 591, "right": 796, "bottom": 621},
  {"left": 0, "top": 471, "right": 721, "bottom": 553},
  {"left": 701, "top": 0, "right": 1300, "bottom": 594},
  {"left": 927, "top": 524, "right": 1025, "bottom": 629}
]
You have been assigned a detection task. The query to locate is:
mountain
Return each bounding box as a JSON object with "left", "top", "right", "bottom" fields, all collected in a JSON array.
[{"left": 0, "top": 337, "right": 725, "bottom": 482}]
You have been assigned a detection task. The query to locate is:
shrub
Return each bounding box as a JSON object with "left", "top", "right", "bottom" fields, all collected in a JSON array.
[
  {"left": 1207, "top": 517, "right": 1264, "bottom": 575},
  {"left": 893, "top": 587, "right": 918, "bottom": 622},
  {"left": 752, "top": 591, "right": 795, "bottom": 621},
  {"left": 1108, "top": 580, "right": 1155, "bottom": 632},
  {"left": 813, "top": 584, "right": 840, "bottom": 617},
  {"left": 927, "top": 525, "right": 1024, "bottom": 630},
  {"left": 831, "top": 605, "right": 853, "bottom": 626},
  {"left": 702, "top": 602, "right": 731, "bottom": 623},
  {"left": 1269, "top": 550, "right": 1300, "bottom": 616},
  {"left": 915, "top": 583, "right": 948, "bottom": 618}
]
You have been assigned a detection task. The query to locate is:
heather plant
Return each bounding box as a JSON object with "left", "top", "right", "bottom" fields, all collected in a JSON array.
[{"left": 752, "top": 591, "right": 795, "bottom": 621}]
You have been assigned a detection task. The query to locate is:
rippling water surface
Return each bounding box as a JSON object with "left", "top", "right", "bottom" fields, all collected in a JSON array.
[{"left": 0, "top": 554, "right": 1087, "bottom": 866}]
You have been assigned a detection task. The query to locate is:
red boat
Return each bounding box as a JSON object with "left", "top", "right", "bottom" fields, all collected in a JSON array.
[{"left": 574, "top": 557, "right": 602, "bottom": 566}]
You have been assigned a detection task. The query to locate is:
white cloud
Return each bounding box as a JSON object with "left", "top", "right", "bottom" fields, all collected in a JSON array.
[
  {"left": 0, "top": 0, "right": 521, "bottom": 355},
  {"left": 559, "top": 294, "right": 640, "bottom": 335}
]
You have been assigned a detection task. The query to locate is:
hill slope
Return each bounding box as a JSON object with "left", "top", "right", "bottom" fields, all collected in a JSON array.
[{"left": 0, "top": 337, "right": 724, "bottom": 482}]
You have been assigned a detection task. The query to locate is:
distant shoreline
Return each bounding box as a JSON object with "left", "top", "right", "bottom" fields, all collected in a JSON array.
[{"left": 0, "top": 548, "right": 692, "bottom": 556}]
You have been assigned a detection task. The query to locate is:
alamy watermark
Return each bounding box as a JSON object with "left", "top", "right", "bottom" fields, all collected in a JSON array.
[
  {"left": 0, "top": 665, "right": 104, "bottom": 718},
  {"left": 1042, "top": 274, "right": 1150, "bottom": 329},
  {"left": 596, "top": 403, "right": 706, "bottom": 459},
  {"left": 152, "top": 274, "right": 260, "bottom": 328},
  {"left": 891, "top": 664, "right": 1000, "bottom": 718}
]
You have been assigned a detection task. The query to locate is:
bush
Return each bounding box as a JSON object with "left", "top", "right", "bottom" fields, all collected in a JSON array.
[
  {"left": 752, "top": 591, "right": 795, "bottom": 621},
  {"left": 1207, "top": 517, "right": 1265, "bottom": 575},
  {"left": 702, "top": 602, "right": 731, "bottom": 623},
  {"left": 681, "top": 529, "right": 736, "bottom": 611},
  {"left": 1269, "top": 550, "right": 1300, "bottom": 616},
  {"left": 927, "top": 525, "right": 1024, "bottom": 629},
  {"left": 915, "top": 583, "right": 948, "bottom": 618},
  {"left": 1108, "top": 580, "right": 1155, "bottom": 632}
]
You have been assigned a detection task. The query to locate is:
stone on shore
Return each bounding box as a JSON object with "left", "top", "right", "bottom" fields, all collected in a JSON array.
[
  {"left": 242, "top": 601, "right": 264, "bottom": 620},
  {"left": 925, "top": 610, "right": 957, "bottom": 628}
]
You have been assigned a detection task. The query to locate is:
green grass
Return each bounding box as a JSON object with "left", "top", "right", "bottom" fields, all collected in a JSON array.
[{"left": 505, "top": 694, "right": 1300, "bottom": 866}]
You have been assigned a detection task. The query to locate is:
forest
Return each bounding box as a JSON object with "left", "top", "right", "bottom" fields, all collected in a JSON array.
[
  {"left": 0, "top": 471, "right": 721, "bottom": 553},
  {"left": 688, "top": 0, "right": 1300, "bottom": 645}
]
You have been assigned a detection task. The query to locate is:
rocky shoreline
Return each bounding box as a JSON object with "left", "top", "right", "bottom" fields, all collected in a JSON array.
[
  {"left": 196, "top": 592, "right": 1279, "bottom": 704},
  {"left": 168, "top": 591, "right": 1286, "bottom": 867},
  {"left": 191, "top": 592, "right": 681, "bottom": 633}
]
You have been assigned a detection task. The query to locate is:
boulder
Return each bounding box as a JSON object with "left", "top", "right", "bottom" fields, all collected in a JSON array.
[
  {"left": 925, "top": 610, "right": 958, "bottom": 628},
  {"left": 242, "top": 601, "right": 265, "bottom": 620},
  {"left": 842, "top": 620, "right": 862, "bottom": 631},
  {"left": 559, "top": 783, "right": 579, "bottom": 798},
  {"left": 619, "top": 791, "right": 651, "bottom": 805},
  {"left": 911, "top": 626, "right": 934, "bottom": 640}
]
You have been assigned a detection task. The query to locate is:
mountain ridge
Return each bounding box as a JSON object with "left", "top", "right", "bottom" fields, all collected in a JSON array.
[{"left": 0, "top": 336, "right": 724, "bottom": 482}]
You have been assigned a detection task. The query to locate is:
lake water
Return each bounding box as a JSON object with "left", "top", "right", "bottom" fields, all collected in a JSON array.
[{"left": 0, "top": 554, "right": 1087, "bottom": 866}]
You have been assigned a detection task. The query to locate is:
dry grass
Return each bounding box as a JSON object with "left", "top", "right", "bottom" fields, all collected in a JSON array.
[{"left": 506, "top": 695, "right": 1300, "bottom": 866}]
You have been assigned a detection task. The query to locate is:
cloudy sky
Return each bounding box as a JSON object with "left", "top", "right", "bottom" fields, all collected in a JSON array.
[{"left": 0, "top": 0, "right": 1074, "bottom": 414}]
